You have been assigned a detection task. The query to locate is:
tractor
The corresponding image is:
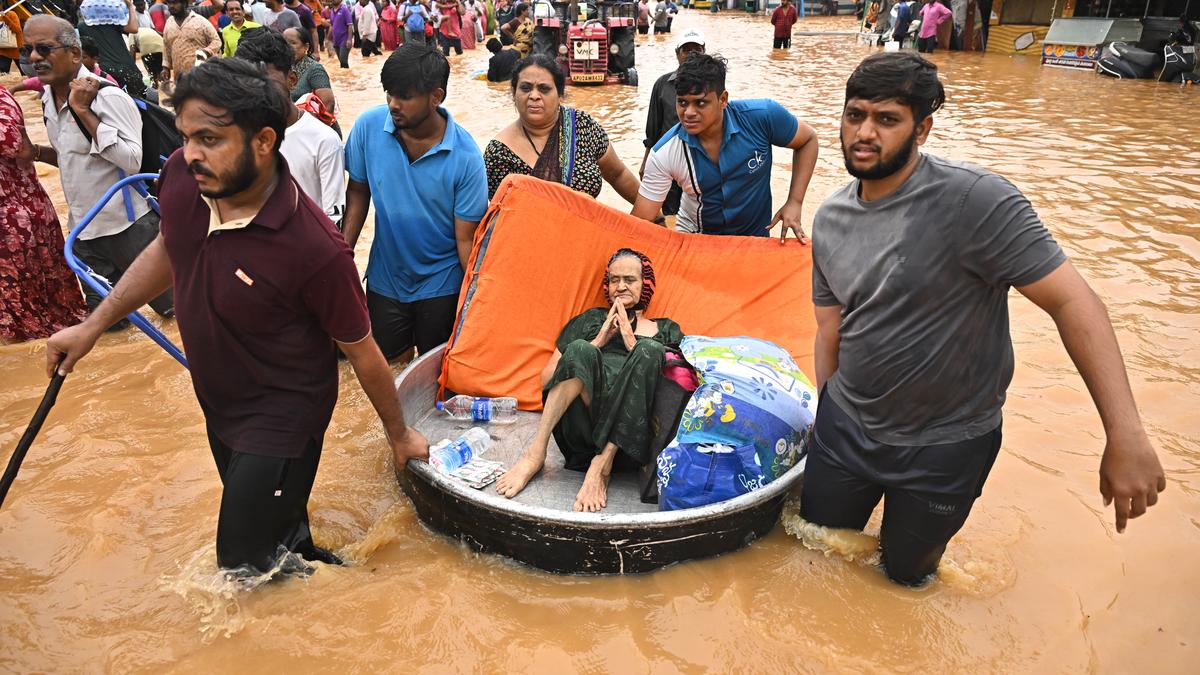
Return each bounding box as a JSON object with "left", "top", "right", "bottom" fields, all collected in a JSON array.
[{"left": 530, "top": 1, "right": 639, "bottom": 86}]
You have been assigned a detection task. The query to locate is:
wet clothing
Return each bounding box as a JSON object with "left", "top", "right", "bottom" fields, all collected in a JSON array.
[
  {"left": 72, "top": 210, "right": 174, "bottom": 315},
  {"left": 486, "top": 45, "right": 521, "bottom": 82},
  {"left": 366, "top": 290, "right": 458, "bottom": 359},
  {"left": 157, "top": 151, "right": 371, "bottom": 459},
  {"left": 771, "top": 4, "right": 797, "bottom": 39},
  {"left": 209, "top": 426, "right": 339, "bottom": 574},
  {"left": 801, "top": 393, "right": 1001, "bottom": 585},
  {"left": 547, "top": 309, "right": 683, "bottom": 470},
  {"left": 0, "top": 87, "right": 88, "bottom": 341},
  {"left": 484, "top": 107, "right": 610, "bottom": 199},
  {"left": 812, "top": 154, "right": 1065, "bottom": 446},
  {"left": 640, "top": 99, "right": 799, "bottom": 235}
]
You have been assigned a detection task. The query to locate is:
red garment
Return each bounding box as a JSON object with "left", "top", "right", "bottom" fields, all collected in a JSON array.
[
  {"left": 438, "top": 2, "right": 461, "bottom": 39},
  {"left": 771, "top": 5, "right": 797, "bottom": 38},
  {"left": 380, "top": 2, "right": 401, "bottom": 50},
  {"left": 0, "top": 87, "right": 88, "bottom": 342}
]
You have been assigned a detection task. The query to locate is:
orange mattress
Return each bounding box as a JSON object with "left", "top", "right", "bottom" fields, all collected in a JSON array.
[{"left": 439, "top": 175, "right": 818, "bottom": 410}]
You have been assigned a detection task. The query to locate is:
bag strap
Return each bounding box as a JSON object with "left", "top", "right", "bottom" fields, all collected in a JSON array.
[{"left": 66, "top": 80, "right": 137, "bottom": 222}]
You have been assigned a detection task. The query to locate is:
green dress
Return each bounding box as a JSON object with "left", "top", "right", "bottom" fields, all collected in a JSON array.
[{"left": 546, "top": 308, "right": 684, "bottom": 471}]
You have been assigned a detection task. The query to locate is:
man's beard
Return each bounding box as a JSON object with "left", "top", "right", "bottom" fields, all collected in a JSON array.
[
  {"left": 841, "top": 128, "right": 918, "bottom": 181},
  {"left": 189, "top": 144, "right": 259, "bottom": 199}
]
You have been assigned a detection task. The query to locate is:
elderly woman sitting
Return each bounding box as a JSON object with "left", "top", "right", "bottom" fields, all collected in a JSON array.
[{"left": 495, "top": 249, "right": 683, "bottom": 512}]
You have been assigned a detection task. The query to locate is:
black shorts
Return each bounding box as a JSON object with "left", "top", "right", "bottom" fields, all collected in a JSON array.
[
  {"left": 208, "top": 427, "right": 338, "bottom": 575},
  {"left": 366, "top": 290, "right": 458, "bottom": 361},
  {"left": 800, "top": 392, "right": 1001, "bottom": 585}
]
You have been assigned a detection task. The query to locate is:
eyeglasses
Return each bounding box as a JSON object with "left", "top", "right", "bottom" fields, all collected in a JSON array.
[{"left": 20, "top": 43, "right": 72, "bottom": 58}]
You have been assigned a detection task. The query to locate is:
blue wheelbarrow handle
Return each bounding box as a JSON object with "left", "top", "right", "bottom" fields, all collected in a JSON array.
[{"left": 64, "top": 173, "right": 189, "bottom": 369}]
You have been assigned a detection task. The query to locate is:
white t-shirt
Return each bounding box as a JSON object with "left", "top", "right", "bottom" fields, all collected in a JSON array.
[{"left": 281, "top": 111, "right": 346, "bottom": 225}]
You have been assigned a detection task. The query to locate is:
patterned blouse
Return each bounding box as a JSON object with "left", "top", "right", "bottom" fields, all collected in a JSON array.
[{"left": 484, "top": 107, "right": 610, "bottom": 199}]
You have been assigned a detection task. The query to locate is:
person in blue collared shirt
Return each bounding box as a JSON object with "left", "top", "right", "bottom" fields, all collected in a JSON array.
[
  {"left": 633, "top": 53, "right": 819, "bottom": 242},
  {"left": 343, "top": 45, "right": 488, "bottom": 362}
]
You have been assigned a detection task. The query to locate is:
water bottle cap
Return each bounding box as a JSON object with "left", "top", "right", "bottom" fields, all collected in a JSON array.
[{"left": 435, "top": 401, "right": 444, "bottom": 411}]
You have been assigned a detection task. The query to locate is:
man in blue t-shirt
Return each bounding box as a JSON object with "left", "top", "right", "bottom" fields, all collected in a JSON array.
[
  {"left": 633, "top": 53, "right": 819, "bottom": 241},
  {"left": 343, "top": 45, "right": 488, "bottom": 362}
]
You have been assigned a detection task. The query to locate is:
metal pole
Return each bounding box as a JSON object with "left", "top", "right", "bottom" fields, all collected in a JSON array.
[{"left": 1105, "top": 0, "right": 1112, "bottom": 17}]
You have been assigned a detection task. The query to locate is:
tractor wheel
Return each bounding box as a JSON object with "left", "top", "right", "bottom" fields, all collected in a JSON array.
[
  {"left": 608, "top": 26, "right": 636, "bottom": 73},
  {"left": 532, "top": 27, "right": 559, "bottom": 60},
  {"left": 625, "top": 67, "right": 638, "bottom": 87}
]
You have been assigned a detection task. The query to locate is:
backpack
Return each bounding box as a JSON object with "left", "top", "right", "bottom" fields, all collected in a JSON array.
[{"left": 68, "top": 81, "right": 183, "bottom": 177}]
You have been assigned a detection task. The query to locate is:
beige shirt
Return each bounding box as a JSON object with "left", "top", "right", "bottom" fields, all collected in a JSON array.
[
  {"left": 163, "top": 12, "right": 221, "bottom": 76},
  {"left": 41, "top": 66, "right": 148, "bottom": 239}
]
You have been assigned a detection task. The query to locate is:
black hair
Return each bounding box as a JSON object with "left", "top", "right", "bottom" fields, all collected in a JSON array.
[
  {"left": 515, "top": 2, "right": 529, "bottom": 14},
  {"left": 286, "top": 24, "right": 313, "bottom": 57},
  {"left": 79, "top": 35, "right": 99, "bottom": 59},
  {"left": 169, "top": 57, "right": 289, "bottom": 152},
  {"left": 380, "top": 43, "right": 450, "bottom": 97},
  {"left": 844, "top": 52, "right": 945, "bottom": 123},
  {"left": 224, "top": 0, "right": 243, "bottom": 8},
  {"left": 485, "top": 37, "right": 502, "bottom": 53},
  {"left": 511, "top": 54, "right": 565, "bottom": 97},
  {"left": 674, "top": 52, "right": 727, "bottom": 97},
  {"left": 235, "top": 28, "right": 294, "bottom": 74}
]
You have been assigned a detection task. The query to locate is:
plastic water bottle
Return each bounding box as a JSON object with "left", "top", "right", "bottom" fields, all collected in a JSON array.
[
  {"left": 429, "top": 427, "right": 491, "bottom": 474},
  {"left": 436, "top": 395, "right": 518, "bottom": 424}
]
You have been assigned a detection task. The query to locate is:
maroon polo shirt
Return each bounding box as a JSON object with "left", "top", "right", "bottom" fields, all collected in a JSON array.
[{"left": 158, "top": 151, "right": 370, "bottom": 458}]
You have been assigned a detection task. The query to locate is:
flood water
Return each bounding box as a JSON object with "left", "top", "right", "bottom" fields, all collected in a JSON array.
[{"left": 2, "top": 13, "right": 1198, "bottom": 673}]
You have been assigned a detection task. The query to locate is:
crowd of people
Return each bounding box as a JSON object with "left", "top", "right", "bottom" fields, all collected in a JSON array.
[{"left": 0, "top": 1, "right": 1167, "bottom": 588}]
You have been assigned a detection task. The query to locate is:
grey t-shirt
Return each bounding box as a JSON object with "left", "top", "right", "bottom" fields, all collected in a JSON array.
[
  {"left": 264, "top": 7, "right": 302, "bottom": 32},
  {"left": 812, "top": 154, "right": 1066, "bottom": 446}
]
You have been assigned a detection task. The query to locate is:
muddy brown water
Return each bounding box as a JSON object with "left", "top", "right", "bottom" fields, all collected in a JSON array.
[{"left": 2, "top": 14, "right": 1198, "bottom": 673}]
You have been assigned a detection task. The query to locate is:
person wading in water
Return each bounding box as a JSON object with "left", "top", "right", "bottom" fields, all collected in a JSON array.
[
  {"left": 45, "top": 57, "right": 429, "bottom": 577},
  {"left": 804, "top": 52, "right": 1166, "bottom": 586}
]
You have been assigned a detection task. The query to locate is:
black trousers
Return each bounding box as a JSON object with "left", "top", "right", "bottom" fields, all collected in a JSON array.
[
  {"left": 438, "top": 33, "right": 463, "bottom": 55},
  {"left": 72, "top": 211, "right": 174, "bottom": 319},
  {"left": 917, "top": 35, "right": 937, "bottom": 52},
  {"left": 774, "top": 36, "right": 791, "bottom": 48},
  {"left": 361, "top": 37, "right": 381, "bottom": 57},
  {"left": 366, "top": 290, "right": 457, "bottom": 361},
  {"left": 208, "top": 427, "right": 335, "bottom": 575},
  {"left": 800, "top": 392, "right": 1001, "bottom": 586}
]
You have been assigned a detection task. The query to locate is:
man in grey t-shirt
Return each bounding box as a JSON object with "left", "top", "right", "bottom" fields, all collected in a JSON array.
[
  {"left": 803, "top": 52, "right": 1165, "bottom": 586},
  {"left": 262, "top": 0, "right": 302, "bottom": 31}
]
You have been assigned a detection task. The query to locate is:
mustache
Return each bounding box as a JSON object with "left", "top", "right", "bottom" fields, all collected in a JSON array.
[
  {"left": 187, "top": 161, "right": 215, "bottom": 178},
  {"left": 851, "top": 143, "right": 881, "bottom": 152},
  {"left": 32, "top": 63, "right": 51, "bottom": 72}
]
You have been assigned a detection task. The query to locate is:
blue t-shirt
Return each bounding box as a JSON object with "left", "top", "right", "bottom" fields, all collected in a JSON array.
[
  {"left": 403, "top": 2, "right": 429, "bottom": 31},
  {"left": 639, "top": 99, "right": 799, "bottom": 236},
  {"left": 345, "top": 106, "right": 488, "bottom": 302}
]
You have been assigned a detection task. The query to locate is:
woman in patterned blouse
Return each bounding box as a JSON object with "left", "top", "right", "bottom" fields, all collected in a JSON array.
[{"left": 484, "top": 55, "right": 640, "bottom": 202}]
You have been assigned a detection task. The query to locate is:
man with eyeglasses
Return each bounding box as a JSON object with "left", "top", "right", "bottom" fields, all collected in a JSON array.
[{"left": 24, "top": 15, "right": 174, "bottom": 327}]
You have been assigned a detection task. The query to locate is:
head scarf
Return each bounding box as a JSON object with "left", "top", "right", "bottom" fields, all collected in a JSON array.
[{"left": 603, "top": 248, "right": 656, "bottom": 310}]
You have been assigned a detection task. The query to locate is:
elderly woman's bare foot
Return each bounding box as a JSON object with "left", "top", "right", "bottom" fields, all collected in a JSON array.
[
  {"left": 572, "top": 463, "right": 612, "bottom": 513},
  {"left": 496, "top": 453, "right": 544, "bottom": 498}
]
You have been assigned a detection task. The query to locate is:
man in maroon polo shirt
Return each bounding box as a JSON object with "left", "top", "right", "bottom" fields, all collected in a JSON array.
[{"left": 46, "top": 58, "right": 429, "bottom": 577}]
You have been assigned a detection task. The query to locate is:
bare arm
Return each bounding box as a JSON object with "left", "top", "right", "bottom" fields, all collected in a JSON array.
[
  {"left": 338, "top": 333, "right": 430, "bottom": 466},
  {"left": 45, "top": 235, "right": 173, "bottom": 376},
  {"left": 123, "top": 0, "right": 139, "bottom": 33},
  {"left": 597, "top": 144, "right": 640, "bottom": 205},
  {"left": 342, "top": 179, "right": 371, "bottom": 248},
  {"left": 630, "top": 194, "right": 665, "bottom": 224},
  {"left": 813, "top": 303, "right": 841, "bottom": 392},
  {"left": 453, "top": 217, "right": 478, "bottom": 271},
  {"left": 1017, "top": 260, "right": 1166, "bottom": 533},
  {"left": 769, "top": 119, "right": 819, "bottom": 244}
]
